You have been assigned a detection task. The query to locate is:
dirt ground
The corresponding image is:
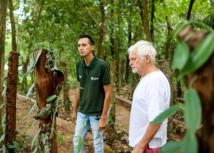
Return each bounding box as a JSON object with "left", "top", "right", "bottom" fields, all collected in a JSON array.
[
  {"left": 15, "top": 88, "right": 131, "bottom": 153},
  {"left": 15, "top": 86, "right": 183, "bottom": 153}
]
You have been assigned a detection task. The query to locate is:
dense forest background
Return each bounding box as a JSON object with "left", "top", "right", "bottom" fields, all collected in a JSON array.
[
  {"left": 0, "top": 0, "right": 214, "bottom": 152},
  {"left": 3, "top": 0, "right": 214, "bottom": 90}
]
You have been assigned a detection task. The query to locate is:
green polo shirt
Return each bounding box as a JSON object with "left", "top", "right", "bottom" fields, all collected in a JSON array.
[{"left": 76, "top": 55, "right": 111, "bottom": 116}]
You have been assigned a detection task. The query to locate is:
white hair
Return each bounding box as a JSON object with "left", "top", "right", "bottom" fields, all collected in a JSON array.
[{"left": 127, "top": 40, "right": 157, "bottom": 63}]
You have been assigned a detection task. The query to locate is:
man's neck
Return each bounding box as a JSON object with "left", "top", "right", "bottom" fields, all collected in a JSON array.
[
  {"left": 141, "top": 64, "right": 159, "bottom": 78},
  {"left": 83, "top": 53, "right": 94, "bottom": 66}
]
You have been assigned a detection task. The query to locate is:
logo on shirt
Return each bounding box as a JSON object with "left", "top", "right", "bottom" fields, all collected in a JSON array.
[
  {"left": 79, "top": 75, "right": 82, "bottom": 79},
  {"left": 91, "top": 77, "right": 99, "bottom": 80}
]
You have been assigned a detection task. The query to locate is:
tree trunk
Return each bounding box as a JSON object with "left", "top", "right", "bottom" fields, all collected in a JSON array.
[
  {"left": 22, "top": 55, "right": 30, "bottom": 93},
  {"left": 0, "top": 0, "right": 8, "bottom": 139},
  {"left": 187, "top": 0, "right": 195, "bottom": 20},
  {"left": 103, "top": 51, "right": 107, "bottom": 61},
  {"left": 5, "top": 51, "right": 20, "bottom": 151},
  {"left": 150, "top": 0, "right": 155, "bottom": 41},
  {"left": 158, "top": 59, "right": 174, "bottom": 142},
  {"left": 120, "top": 58, "right": 125, "bottom": 86},
  {"left": 34, "top": 49, "right": 64, "bottom": 153},
  {"left": 138, "top": 0, "right": 152, "bottom": 42},
  {"left": 63, "top": 61, "right": 71, "bottom": 112},
  {"left": 106, "top": 60, "right": 116, "bottom": 143},
  {"left": 164, "top": 0, "right": 173, "bottom": 60},
  {"left": 125, "top": 5, "right": 132, "bottom": 84},
  {"left": 97, "top": 0, "right": 105, "bottom": 58},
  {"left": 178, "top": 25, "right": 214, "bottom": 153},
  {"left": 9, "top": 0, "right": 17, "bottom": 51}
]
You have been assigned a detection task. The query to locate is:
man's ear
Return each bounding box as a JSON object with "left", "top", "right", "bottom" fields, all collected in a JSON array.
[
  {"left": 91, "top": 45, "right": 95, "bottom": 51},
  {"left": 145, "top": 55, "right": 151, "bottom": 63}
]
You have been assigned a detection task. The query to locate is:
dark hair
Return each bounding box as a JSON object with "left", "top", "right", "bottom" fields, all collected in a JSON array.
[{"left": 79, "top": 34, "right": 94, "bottom": 45}]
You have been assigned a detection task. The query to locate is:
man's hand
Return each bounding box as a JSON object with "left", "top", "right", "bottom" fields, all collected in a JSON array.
[
  {"left": 72, "top": 111, "right": 77, "bottom": 123},
  {"left": 98, "top": 117, "right": 106, "bottom": 131},
  {"left": 132, "top": 145, "right": 144, "bottom": 153}
]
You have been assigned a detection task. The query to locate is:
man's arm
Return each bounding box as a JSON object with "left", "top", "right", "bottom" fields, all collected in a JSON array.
[
  {"left": 98, "top": 84, "right": 111, "bottom": 131},
  {"left": 132, "top": 122, "right": 162, "bottom": 153},
  {"left": 72, "top": 81, "right": 80, "bottom": 122}
]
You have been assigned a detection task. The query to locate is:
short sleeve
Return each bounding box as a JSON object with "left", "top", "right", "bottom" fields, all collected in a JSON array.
[
  {"left": 146, "top": 87, "right": 166, "bottom": 122},
  {"left": 101, "top": 64, "right": 111, "bottom": 85}
]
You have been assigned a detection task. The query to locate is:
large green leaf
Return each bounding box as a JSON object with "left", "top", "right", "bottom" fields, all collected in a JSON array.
[
  {"left": 161, "top": 141, "right": 182, "bottom": 153},
  {"left": 152, "top": 104, "right": 182, "bottom": 124},
  {"left": 46, "top": 95, "right": 57, "bottom": 102},
  {"left": 55, "top": 136, "right": 64, "bottom": 142},
  {"left": 67, "top": 82, "right": 83, "bottom": 89},
  {"left": 172, "top": 42, "right": 189, "bottom": 70},
  {"left": 184, "top": 88, "right": 202, "bottom": 132},
  {"left": 78, "top": 137, "right": 82, "bottom": 153},
  {"left": 25, "top": 83, "right": 35, "bottom": 98},
  {"left": 181, "top": 132, "right": 198, "bottom": 153},
  {"left": 179, "top": 33, "right": 214, "bottom": 77},
  {"left": 13, "top": 141, "right": 21, "bottom": 152}
]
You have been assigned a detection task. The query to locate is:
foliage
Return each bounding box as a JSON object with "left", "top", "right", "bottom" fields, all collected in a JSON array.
[{"left": 152, "top": 22, "right": 214, "bottom": 153}]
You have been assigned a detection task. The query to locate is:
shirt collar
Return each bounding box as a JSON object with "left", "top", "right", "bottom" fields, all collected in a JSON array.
[{"left": 82, "top": 55, "right": 98, "bottom": 69}]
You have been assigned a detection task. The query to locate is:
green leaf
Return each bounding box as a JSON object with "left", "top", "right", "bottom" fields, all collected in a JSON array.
[
  {"left": 33, "top": 147, "right": 38, "bottom": 153},
  {"left": 19, "top": 73, "right": 28, "bottom": 78},
  {"left": 152, "top": 104, "right": 181, "bottom": 124},
  {"left": 33, "top": 49, "right": 42, "bottom": 67},
  {"left": 172, "top": 42, "right": 189, "bottom": 70},
  {"left": 179, "top": 33, "right": 214, "bottom": 77},
  {"left": 181, "top": 132, "right": 198, "bottom": 153},
  {"left": 7, "top": 145, "right": 15, "bottom": 149},
  {"left": 31, "top": 131, "right": 39, "bottom": 150},
  {"left": 67, "top": 82, "right": 83, "bottom": 89},
  {"left": 78, "top": 137, "right": 82, "bottom": 153},
  {"left": 27, "top": 61, "right": 35, "bottom": 73},
  {"left": 2, "top": 87, "right": 6, "bottom": 96},
  {"left": 28, "top": 103, "right": 37, "bottom": 116},
  {"left": 83, "top": 120, "right": 86, "bottom": 128},
  {"left": 13, "top": 141, "right": 21, "bottom": 152},
  {"left": 24, "top": 120, "right": 37, "bottom": 136},
  {"left": 0, "top": 134, "right": 5, "bottom": 142},
  {"left": 46, "top": 95, "right": 57, "bottom": 102},
  {"left": 1, "top": 113, "right": 6, "bottom": 125},
  {"left": 0, "top": 102, "right": 5, "bottom": 109},
  {"left": 55, "top": 137, "right": 64, "bottom": 142},
  {"left": 161, "top": 141, "right": 181, "bottom": 153},
  {"left": 184, "top": 88, "right": 201, "bottom": 132},
  {"left": 25, "top": 83, "right": 35, "bottom": 98},
  {"left": 2, "top": 145, "right": 6, "bottom": 153}
]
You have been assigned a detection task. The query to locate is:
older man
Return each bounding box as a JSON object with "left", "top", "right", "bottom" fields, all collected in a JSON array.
[{"left": 128, "top": 41, "right": 171, "bottom": 153}]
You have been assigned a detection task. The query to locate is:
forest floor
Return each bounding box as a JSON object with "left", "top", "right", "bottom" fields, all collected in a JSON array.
[{"left": 15, "top": 86, "right": 183, "bottom": 153}]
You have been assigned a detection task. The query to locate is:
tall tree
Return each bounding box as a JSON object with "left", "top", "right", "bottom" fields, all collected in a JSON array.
[
  {"left": 0, "top": 0, "right": 8, "bottom": 139},
  {"left": 164, "top": 0, "right": 173, "bottom": 60},
  {"left": 187, "top": 0, "right": 195, "bottom": 20},
  {"left": 9, "top": 0, "right": 17, "bottom": 51},
  {"left": 138, "top": 0, "right": 152, "bottom": 42},
  {"left": 97, "top": 0, "right": 105, "bottom": 58}
]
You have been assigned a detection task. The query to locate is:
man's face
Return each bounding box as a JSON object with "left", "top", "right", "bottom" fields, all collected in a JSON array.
[
  {"left": 129, "top": 51, "right": 144, "bottom": 74},
  {"left": 78, "top": 38, "right": 95, "bottom": 57}
]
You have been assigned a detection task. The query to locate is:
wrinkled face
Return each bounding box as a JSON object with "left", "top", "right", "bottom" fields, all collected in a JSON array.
[
  {"left": 129, "top": 51, "right": 144, "bottom": 74},
  {"left": 78, "top": 38, "right": 95, "bottom": 57}
]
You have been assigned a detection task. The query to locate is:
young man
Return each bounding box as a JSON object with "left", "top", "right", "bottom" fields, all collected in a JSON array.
[
  {"left": 72, "top": 35, "right": 111, "bottom": 153},
  {"left": 128, "top": 41, "right": 171, "bottom": 153}
]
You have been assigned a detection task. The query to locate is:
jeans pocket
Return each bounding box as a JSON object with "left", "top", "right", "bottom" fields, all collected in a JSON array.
[{"left": 94, "top": 116, "right": 100, "bottom": 120}]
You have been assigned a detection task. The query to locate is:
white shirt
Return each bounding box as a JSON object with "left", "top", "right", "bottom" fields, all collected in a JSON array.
[{"left": 129, "top": 70, "right": 171, "bottom": 148}]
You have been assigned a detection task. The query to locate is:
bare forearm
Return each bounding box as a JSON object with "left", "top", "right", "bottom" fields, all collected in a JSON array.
[
  {"left": 101, "top": 85, "right": 111, "bottom": 118},
  {"left": 137, "top": 122, "right": 162, "bottom": 149},
  {"left": 74, "top": 82, "right": 80, "bottom": 113}
]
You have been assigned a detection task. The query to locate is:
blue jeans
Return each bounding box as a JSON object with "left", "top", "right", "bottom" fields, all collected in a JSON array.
[{"left": 73, "top": 111, "right": 104, "bottom": 153}]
